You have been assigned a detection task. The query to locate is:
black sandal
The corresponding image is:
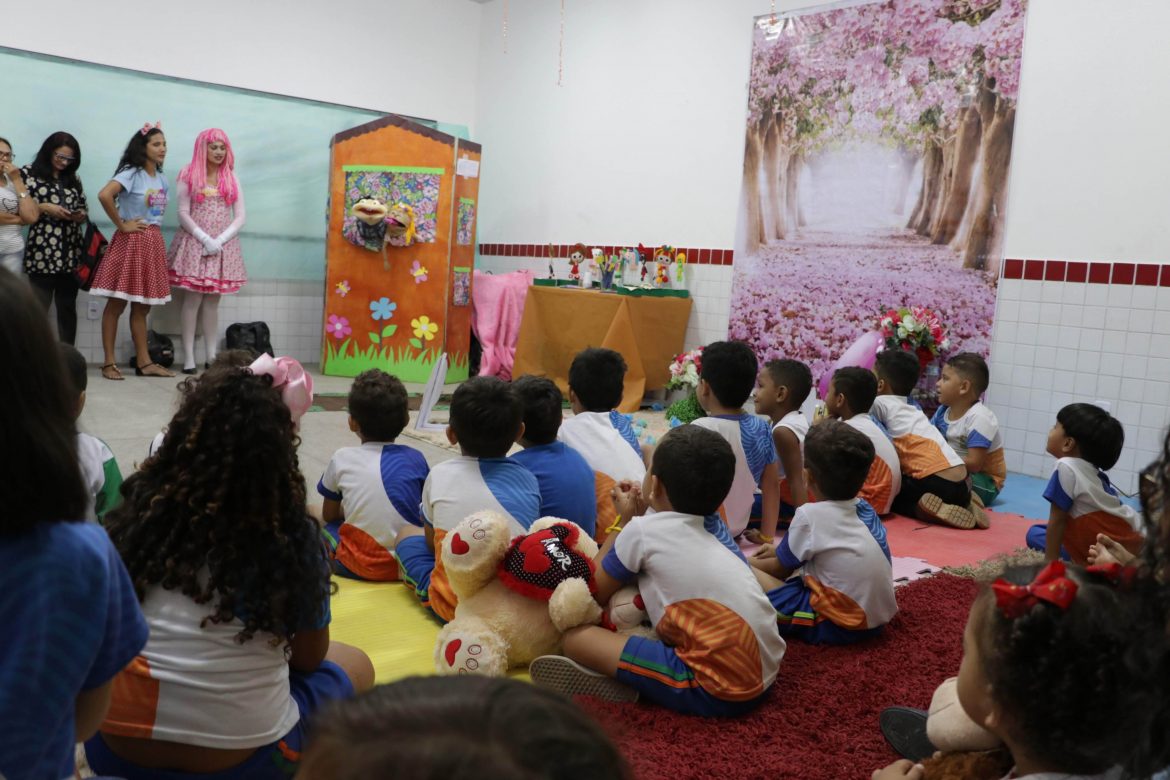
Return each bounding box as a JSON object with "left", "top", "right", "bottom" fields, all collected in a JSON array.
[
  {"left": 101, "top": 363, "right": 124, "bottom": 381},
  {"left": 135, "top": 362, "right": 175, "bottom": 378},
  {"left": 879, "top": 707, "right": 937, "bottom": 763}
]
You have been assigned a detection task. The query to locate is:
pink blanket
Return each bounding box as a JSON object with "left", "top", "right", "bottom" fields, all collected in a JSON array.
[{"left": 471, "top": 269, "right": 533, "bottom": 380}]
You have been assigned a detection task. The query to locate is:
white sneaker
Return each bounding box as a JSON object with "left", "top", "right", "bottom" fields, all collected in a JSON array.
[{"left": 529, "top": 655, "right": 640, "bottom": 703}]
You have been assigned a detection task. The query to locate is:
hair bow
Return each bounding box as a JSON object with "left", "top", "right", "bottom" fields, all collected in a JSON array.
[
  {"left": 140, "top": 121, "right": 162, "bottom": 136},
  {"left": 991, "top": 560, "right": 1078, "bottom": 619},
  {"left": 1085, "top": 562, "right": 1137, "bottom": 589},
  {"left": 248, "top": 354, "right": 314, "bottom": 428}
]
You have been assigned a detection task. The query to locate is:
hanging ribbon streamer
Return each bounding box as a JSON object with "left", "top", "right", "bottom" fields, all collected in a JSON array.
[
  {"left": 558, "top": 0, "right": 566, "bottom": 86},
  {"left": 503, "top": 0, "right": 509, "bottom": 53}
]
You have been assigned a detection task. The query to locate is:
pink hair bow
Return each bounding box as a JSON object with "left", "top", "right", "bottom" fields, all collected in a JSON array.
[
  {"left": 140, "top": 121, "right": 162, "bottom": 136},
  {"left": 248, "top": 354, "right": 314, "bottom": 427}
]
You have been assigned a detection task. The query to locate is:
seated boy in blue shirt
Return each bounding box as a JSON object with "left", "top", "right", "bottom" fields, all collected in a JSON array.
[{"left": 510, "top": 375, "right": 598, "bottom": 538}]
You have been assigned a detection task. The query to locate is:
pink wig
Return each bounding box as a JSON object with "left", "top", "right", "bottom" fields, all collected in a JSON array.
[{"left": 178, "top": 128, "right": 239, "bottom": 205}]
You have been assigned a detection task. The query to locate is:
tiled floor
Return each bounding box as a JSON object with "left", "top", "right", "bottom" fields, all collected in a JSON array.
[{"left": 79, "top": 364, "right": 462, "bottom": 497}]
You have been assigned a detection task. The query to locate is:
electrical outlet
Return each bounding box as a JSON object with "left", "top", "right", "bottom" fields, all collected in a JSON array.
[{"left": 87, "top": 301, "right": 101, "bottom": 320}]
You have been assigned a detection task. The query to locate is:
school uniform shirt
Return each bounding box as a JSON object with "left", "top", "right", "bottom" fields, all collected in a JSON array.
[
  {"left": 0, "top": 523, "right": 147, "bottom": 780},
  {"left": 870, "top": 395, "right": 964, "bottom": 479},
  {"left": 422, "top": 456, "right": 542, "bottom": 620},
  {"left": 844, "top": 414, "right": 902, "bottom": 515},
  {"left": 317, "top": 442, "right": 430, "bottom": 580},
  {"left": 602, "top": 511, "right": 786, "bottom": 701},
  {"left": 1043, "top": 456, "right": 1144, "bottom": 563},
  {"left": 931, "top": 402, "right": 1007, "bottom": 489},
  {"left": 692, "top": 414, "right": 777, "bottom": 536},
  {"left": 510, "top": 441, "right": 598, "bottom": 537},
  {"left": 773, "top": 410, "right": 809, "bottom": 503},
  {"left": 78, "top": 432, "right": 123, "bottom": 522},
  {"left": 776, "top": 499, "right": 898, "bottom": 630},
  {"left": 557, "top": 411, "right": 646, "bottom": 484}
]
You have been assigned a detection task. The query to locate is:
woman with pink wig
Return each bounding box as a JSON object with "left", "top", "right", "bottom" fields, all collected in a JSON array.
[{"left": 167, "top": 128, "right": 247, "bottom": 374}]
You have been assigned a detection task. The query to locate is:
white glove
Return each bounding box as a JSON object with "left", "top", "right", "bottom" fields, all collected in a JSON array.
[
  {"left": 201, "top": 237, "right": 222, "bottom": 256},
  {"left": 191, "top": 227, "right": 219, "bottom": 255}
]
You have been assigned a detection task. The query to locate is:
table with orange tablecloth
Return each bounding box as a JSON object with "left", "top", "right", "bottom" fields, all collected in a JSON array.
[{"left": 512, "top": 286, "right": 694, "bottom": 412}]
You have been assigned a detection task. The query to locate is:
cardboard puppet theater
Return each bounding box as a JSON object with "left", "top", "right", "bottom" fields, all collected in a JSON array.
[{"left": 323, "top": 115, "right": 480, "bottom": 383}]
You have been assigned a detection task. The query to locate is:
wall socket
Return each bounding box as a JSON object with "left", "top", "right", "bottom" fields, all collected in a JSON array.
[{"left": 87, "top": 301, "right": 101, "bottom": 320}]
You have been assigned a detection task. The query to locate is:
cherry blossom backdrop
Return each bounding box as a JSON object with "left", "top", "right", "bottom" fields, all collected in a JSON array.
[{"left": 729, "top": 0, "right": 1029, "bottom": 388}]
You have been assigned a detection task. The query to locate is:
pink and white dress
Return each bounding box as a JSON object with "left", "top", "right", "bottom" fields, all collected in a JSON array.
[{"left": 168, "top": 182, "right": 247, "bottom": 294}]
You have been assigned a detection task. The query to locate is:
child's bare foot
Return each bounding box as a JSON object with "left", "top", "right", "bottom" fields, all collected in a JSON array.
[
  {"left": 742, "top": 528, "right": 772, "bottom": 545},
  {"left": 529, "top": 655, "right": 639, "bottom": 703},
  {"left": 917, "top": 494, "right": 976, "bottom": 529}
]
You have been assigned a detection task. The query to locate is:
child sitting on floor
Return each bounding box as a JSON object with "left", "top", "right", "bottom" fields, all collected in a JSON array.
[
  {"left": 396, "top": 376, "right": 541, "bottom": 623},
  {"left": 753, "top": 358, "right": 812, "bottom": 530},
  {"left": 873, "top": 561, "right": 1167, "bottom": 780},
  {"left": 931, "top": 352, "right": 1006, "bottom": 507},
  {"left": 692, "top": 341, "right": 781, "bottom": 540},
  {"left": 871, "top": 349, "right": 984, "bottom": 529},
  {"left": 824, "top": 367, "right": 901, "bottom": 515},
  {"left": 750, "top": 420, "right": 897, "bottom": 645},
  {"left": 61, "top": 343, "right": 123, "bottom": 522},
  {"left": 318, "top": 369, "right": 429, "bottom": 581},
  {"left": 300, "top": 676, "right": 631, "bottom": 780},
  {"left": 510, "top": 374, "right": 598, "bottom": 538},
  {"left": 529, "top": 425, "right": 786, "bottom": 717},
  {"left": 1027, "top": 403, "right": 1143, "bottom": 564},
  {"left": 87, "top": 358, "right": 374, "bottom": 780}
]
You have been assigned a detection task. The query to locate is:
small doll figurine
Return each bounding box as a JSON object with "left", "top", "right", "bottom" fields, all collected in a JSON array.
[
  {"left": 567, "top": 243, "right": 588, "bottom": 282},
  {"left": 674, "top": 251, "right": 687, "bottom": 286},
  {"left": 653, "top": 246, "right": 675, "bottom": 288},
  {"left": 620, "top": 246, "right": 640, "bottom": 286}
]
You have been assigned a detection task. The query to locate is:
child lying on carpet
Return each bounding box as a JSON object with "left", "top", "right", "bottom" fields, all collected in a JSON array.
[
  {"left": 750, "top": 420, "right": 897, "bottom": 645},
  {"left": 299, "top": 676, "right": 630, "bottom": 779},
  {"left": 318, "top": 369, "right": 429, "bottom": 581},
  {"left": 529, "top": 424, "right": 786, "bottom": 717},
  {"left": 824, "top": 367, "right": 901, "bottom": 515},
  {"left": 873, "top": 560, "right": 1167, "bottom": 780}
]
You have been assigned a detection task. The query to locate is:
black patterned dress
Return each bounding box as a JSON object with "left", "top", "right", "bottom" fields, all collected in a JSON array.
[{"left": 20, "top": 165, "right": 85, "bottom": 276}]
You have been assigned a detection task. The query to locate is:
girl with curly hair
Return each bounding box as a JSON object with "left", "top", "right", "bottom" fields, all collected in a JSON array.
[
  {"left": 85, "top": 359, "right": 373, "bottom": 779},
  {"left": 0, "top": 268, "right": 147, "bottom": 780}
]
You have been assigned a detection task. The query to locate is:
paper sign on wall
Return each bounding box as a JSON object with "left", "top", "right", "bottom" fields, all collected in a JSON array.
[{"left": 456, "top": 157, "right": 479, "bottom": 178}]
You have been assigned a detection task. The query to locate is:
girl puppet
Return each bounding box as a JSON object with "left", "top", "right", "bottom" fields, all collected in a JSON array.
[
  {"left": 20, "top": 132, "right": 88, "bottom": 344},
  {"left": 86, "top": 358, "right": 373, "bottom": 779},
  {"left": 0, "top": 137, "right": 39, "bottom": 276},
  {"left": 168, "top": 129, "right": 247, "bottom": 374},
  {"left": 91, "top": 124, "right": 173, "bottom": 379}
]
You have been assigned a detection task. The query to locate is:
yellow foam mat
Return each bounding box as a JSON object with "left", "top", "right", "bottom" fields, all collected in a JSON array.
[{"left": 328, "top": 577, "right": 528, "bottom": 682}]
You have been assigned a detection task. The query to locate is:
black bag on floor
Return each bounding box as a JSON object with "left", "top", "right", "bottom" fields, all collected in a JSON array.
[
  {"left": 226, "top": 321, "right": 274, "bottom": 357},
  {"left": 128, "top": 330, "right": 175, "bottom": 369}
]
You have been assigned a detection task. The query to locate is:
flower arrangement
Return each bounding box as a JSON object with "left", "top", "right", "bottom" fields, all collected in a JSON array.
[
  {"left": 878, "top": 306, "right": 951, "bottom": 370},
  {"left": 665, "top": 347, "right": 704, "bottom": 391}
]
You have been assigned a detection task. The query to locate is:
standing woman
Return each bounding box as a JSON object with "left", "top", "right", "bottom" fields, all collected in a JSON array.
[
  {"left": 168, "top": 128, "right": 247, "bottom": 374},
  {"left": 91, "top": 125, "right": 174, "bottom": 379},
  {"left": 0, "top": 138, "right": 39, "bottom": 275},
  {"left": 20, "top": 132, "right": 87, "bottom": 343}
]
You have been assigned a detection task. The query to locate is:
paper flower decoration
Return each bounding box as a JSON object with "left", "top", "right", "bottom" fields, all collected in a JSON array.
[
  {"left": 411, "top": 315, "right": 439, "bottom": 341},
  {"left": 411, "top": 260, "right": 429, "bottom": 284},
  {"left": 369, "top": 297, "right": 398, "bottom": 321},
  {"left": 326, "top": 314, "right": 351, "bottom": 340},
  {"left": 335, "top": 280, "right": 351, "bottom": 297}
]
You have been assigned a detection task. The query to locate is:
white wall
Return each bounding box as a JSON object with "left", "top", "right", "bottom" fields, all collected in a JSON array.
[{"left": 2, "top": 0, "right": 483, "bottom": 131}]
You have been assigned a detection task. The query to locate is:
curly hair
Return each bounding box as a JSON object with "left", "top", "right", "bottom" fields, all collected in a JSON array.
[
  {"left": 114, "top": 127, "right": 164, "bottom": 174},
  {"left": 104, "top": 366, "right": 331, "bottom": 645},
  {"left": 977, "top": 564, "right": 1166, "bottom": 776},
  {"left": 348, "top": 369, "right": 409, "bottom": 442}
]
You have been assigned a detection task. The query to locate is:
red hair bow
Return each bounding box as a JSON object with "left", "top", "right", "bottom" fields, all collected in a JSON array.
[
  {"left": 991, "top": 560, "right": 1078, "bottom": 619},
  {"left": 140, "top": 121, "right": 162, "bottom": 136},
  {"left": 1085, "top": 562, "right": 1137, "bottom": 588}
]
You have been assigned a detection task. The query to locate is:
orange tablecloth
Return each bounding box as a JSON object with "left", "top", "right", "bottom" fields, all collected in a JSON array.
[{"left": 513, "top": 286, "right": 694, "bottom": 412}]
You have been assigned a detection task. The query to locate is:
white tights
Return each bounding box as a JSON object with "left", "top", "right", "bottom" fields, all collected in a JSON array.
[{"left": 180, "top": 290, "right": 221, "bottom": 369}]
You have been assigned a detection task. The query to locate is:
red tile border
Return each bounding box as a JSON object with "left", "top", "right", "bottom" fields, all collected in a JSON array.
[
  {"left": 1089, "top": 263, "right": 1111, "bottom": 284},
  {"left": 1112, "top": 262, "right": 1135, "bottom": 285},
  {"left": 1023, "top": 259, "right": 1044, "bottom": 280},
  {"left": 1066, "top": 261, "right": 1088, "bottom": 283},
  {"left": 1044, "top": 260, "right": 1066, "bottom": 282},
  {"left": 1003, "top": 259, "right": 1023, "bottom": 279},
  {"left": 1136, "top": 263, "right": 1159, "bottom": 286},
  {"left": 1162, "top": 266, "right": 1170, "bottom": 287}
]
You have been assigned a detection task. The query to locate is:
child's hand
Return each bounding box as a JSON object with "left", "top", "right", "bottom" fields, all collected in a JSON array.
[
  {"left": 611, "top": 480, "right": 646, "bottom": 521},
  {"left": 1087, "top": 533, "right": 1136, "bottom": 567},
  {"left": 871, "top": 759, "right": 924, "bottom": 780},
  {"left": 751, "top": 543, "right": 776, "bottom": 561}
]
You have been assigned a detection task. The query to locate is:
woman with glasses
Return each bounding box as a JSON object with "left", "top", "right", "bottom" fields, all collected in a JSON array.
[
  {"left": 0, "top": 137, "right": 39, "bottom": 276},
  {"left": 21, "top": 132, "right": 87, "bottom": 345}
]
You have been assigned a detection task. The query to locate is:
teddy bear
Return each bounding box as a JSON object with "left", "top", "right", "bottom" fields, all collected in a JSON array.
[{"left": 434, "top": 511, "right": 604, "bottom": 677}]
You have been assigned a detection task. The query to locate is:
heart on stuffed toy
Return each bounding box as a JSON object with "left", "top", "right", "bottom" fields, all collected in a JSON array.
[
  {"left": 449, "top": 533, "right": 471, "bottom": 555},
  {"left": 498, "top": 523, "right": 596, "bottom": 602}
]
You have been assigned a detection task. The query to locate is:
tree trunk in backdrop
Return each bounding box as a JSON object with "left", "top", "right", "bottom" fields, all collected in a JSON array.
[
  {"left": 962, "top": 98, "right": 1014, "bottom": 272},
  {"left": 742, "top": 125, "right": 765, "bottom": 254},
  {"left": 911, "top": 141, "right": 943, "bottom": 234},
  {"left": 926, "top": 135, "right": 957, "bottom": 238},
  {"left": 932, "top": 104, "right": 982, "bottom": 245},
  {"left": 761, "top": 114, "right": 788, "bottom": 241},
  {"left": 893, "top": 146, "right": 919, "bottom": 216},
  {"left": 785, "top": 153, "right": 802, "bottom": 235}
]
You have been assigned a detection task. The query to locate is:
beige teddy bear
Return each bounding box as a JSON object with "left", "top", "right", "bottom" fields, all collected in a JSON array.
[{"left": 434, "top": 511, "right": 603, "bottom": 676}]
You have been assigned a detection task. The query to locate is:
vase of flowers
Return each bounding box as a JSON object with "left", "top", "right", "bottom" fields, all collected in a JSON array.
[
  {"left": 877, "top": 306, "right": 950, "bottom": 413},
  {"left": 664, "top": 347, "right": 706, "bottom": 423}
]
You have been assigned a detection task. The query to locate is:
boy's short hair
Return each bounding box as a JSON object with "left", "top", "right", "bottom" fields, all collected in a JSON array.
[
  {"left": 831, "top": 367, "right": 877, "bottom": 414},
  {"left": 450, "top": 376, "right": 523, "bottom": 458},
  {"left": 568, "top": 348, "right": 627, "bottom": 412},
  {"left": 60, "top": 343, "right": 87, "bottom": 396},
  {"left": 1058, "top": 403, "right": 1124, "bottom": 470},
  {"left": 874, "top": 349, "right": 921, "bottom": 396},
  {"left": 348, "top": 369, "right": 410, "bottom": 442},
  {"left": 699, "top": 341, "right": 758, "bottom": 409},
  {"left": 946, "top": 352, "right": 990, "bottom": 396},
  {"left": 512, "top": 375, "right": 564, "bottom": 445},
  {"left": 763, "top": 358, "right": 813, "bottom": 407},
  {"left": 804, "top": 420, "right": 875, "bottom": 501},
  {"left": 651, "top": 425, "right": 735, "bottom": 516}
]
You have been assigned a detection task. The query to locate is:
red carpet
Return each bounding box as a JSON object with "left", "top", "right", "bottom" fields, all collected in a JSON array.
[
  {"left": 884, "top": 510, "right": 1035, "bottom": 569},
  {"left": 579, "top": 575, "right": 979, "bottom": 780}
]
